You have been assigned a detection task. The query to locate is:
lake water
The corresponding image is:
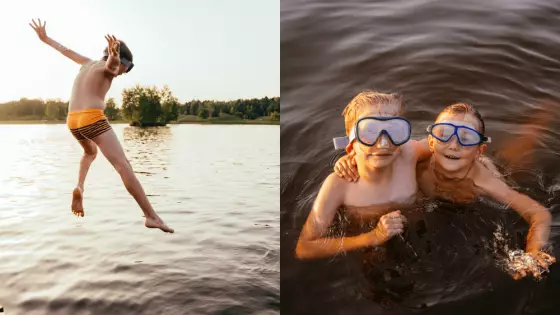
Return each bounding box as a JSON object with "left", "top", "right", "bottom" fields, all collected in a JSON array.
[
  {"left": 0, "top": 124, "right": 279, "bottom": 315},
  {"left": 281, "top": 1, "right": 560, "bottom": 314}
]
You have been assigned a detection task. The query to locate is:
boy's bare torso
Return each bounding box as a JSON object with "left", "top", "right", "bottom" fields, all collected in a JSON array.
[
  {"left": 342, "top": 142, "right": 419, "bottom": 219},
  {"left": 69, "top": 60, "right": 113, "bottom": 112},
  {"left": 415, "top": 157, "right": 499, "bottom": 199},
  {"left": 415, "top": 159, "right": 437, "bottom": 198}
]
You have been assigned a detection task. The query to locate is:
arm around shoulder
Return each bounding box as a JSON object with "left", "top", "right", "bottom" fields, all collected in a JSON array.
[{"left": 412, "top": 139, "right": 432, "bottom": 162}]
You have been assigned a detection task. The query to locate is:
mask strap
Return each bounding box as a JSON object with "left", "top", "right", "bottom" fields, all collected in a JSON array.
[{"left": 333, "top": 126, "right": 356, "bottom": 149}]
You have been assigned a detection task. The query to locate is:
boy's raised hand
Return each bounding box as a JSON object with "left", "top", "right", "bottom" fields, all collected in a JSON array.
[
  {"left": 105, "top": 34, "right": 120, "bottom": 57},
  {"left": 29, "top": 18, "right": 48, "bottom": 42}
]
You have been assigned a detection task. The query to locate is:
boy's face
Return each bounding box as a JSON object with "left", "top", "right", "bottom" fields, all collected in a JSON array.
[
  {"left": 429, "top": 112, "right": 486, "bottom": 172},
  {"left": 349, "top": 105, "right": 402, "bottom": 169}
]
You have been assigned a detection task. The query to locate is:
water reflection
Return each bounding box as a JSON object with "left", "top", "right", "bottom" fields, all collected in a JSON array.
[{"left": 0, "top": 124, "right": 279, "bottom": 314}]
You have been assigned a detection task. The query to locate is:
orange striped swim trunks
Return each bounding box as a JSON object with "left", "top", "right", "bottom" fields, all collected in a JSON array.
[{"left": 66, "top": 109, "right": 112, "bottom": 141}]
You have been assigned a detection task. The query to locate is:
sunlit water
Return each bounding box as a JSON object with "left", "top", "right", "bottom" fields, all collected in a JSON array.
[
  {"left": 281, "top": 1, "right": 560, "bottom": 314},
  {"left": 0, "top": 124, "right": 279, "bottom": 315}
]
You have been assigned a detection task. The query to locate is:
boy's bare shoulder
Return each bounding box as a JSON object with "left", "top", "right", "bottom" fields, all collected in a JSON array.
[
  {"left": 477, "top": 156, "right": 503, "bottom": 178},
  {"left": 79, "top": 59, "right": 101, "bottom": 70},
  {"left": 323, "top": 173, "right": 353, "bottom": 196},
  {"left": 314, "top": 173, "right": 349, "bottom": 204},
  {"left": 473, "top": 160, "right": 500, "bottom": 183},
  {"left": 399, "top": 141, "right": 418, "bottom": 161},
  {"left": 89, "top": 60, "right": 116, "bottom": 79},
  {"left": 94, "top": 60, "right": 109, "bottom": 71},
  {"left": 78, "top": 60, "right": 109, "bottom": 78},
  {"left": 324, "top": 172, "right": 350, "bottom": 189}
]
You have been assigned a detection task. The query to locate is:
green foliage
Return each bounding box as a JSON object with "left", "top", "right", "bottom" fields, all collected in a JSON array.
[
  {"left": 160, "top": 85, "right": 180, "bottom": 122},
  {"left": 121, "top": 84, "right": 182, "bottom": 126},
  {"left": 197, "top": 107, "right": 208, "bottom": 119},
  {"left": 182, "top": 96, "right": 280, "bottom": 120},
  {"left": 104, "top": 98, "right": 120, "bottom": 120},
  {"left": 0, "top": 98, "right": 67, "bottom": 121},
  {"left": 122, "top": 85, "right": 164, "bottom": 126},
  {"left": 0, "top": 88, "right": 280, "bottom": 125}
]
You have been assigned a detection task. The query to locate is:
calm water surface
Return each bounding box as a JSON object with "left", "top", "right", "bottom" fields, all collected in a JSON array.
[
  {"left": 281, "top": 1, "right": 560, "bottom": 314},
  {"left": 0, "top": 124, "right": 279, "bottom": 315}
]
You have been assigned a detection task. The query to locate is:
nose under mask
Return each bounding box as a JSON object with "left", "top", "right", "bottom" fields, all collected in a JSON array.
[{"left": 376, "top": 135, "right": 390, "bottom": 148}]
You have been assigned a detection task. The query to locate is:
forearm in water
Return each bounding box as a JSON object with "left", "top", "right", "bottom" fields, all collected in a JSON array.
[
  {"left": 296, "top": 233, "right": 377, "bottom": 259},
  {"left": 526, "top": 209, "right": 552, "bottom": 253}
]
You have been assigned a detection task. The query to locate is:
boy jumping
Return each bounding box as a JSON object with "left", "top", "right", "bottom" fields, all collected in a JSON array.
[{"left": 30, "top": 18, "right": 174, "bottom": 233}]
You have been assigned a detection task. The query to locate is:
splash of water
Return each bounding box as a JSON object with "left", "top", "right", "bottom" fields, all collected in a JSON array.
[{"left": 492, "top": 224, "right": 554, "bottom": 280}]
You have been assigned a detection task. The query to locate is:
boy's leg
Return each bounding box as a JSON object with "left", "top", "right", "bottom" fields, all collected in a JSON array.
[
  {"left": 71, "top": 139, "right": 97, "bottom": 217},
  {"left": 77, "top": 139, "right": 98, "bottom": 190},
  {"left": 92, "top": 128, "right": 174, "bottom": 233}
]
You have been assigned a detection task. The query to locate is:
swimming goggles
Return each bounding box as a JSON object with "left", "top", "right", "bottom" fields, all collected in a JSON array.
[
  {"left": 103, "top": 52, "right": 134, "bottom": 73},
  {"left": 333, "top": 116, "right": 412, "bottom": 149},
  {"left": 427, "top": 123, "right": 491, "bottom": 146}
]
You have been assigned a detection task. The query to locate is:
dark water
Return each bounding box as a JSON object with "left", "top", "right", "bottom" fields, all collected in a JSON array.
[
  {"left": 0, "top": 124, "right": 279, "bottom": 315},
  {"left": 281, "top": 1, "right": 560, "bottom": 314}
]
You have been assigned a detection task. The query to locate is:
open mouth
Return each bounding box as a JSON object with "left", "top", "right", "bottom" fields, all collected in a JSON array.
[{"left": 444, "top": 154, "right": 460, "bottom": 160}]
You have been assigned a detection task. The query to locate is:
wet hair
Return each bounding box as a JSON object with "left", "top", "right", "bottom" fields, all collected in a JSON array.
[
  {"left": 102, "top": 40, "right": 133, "bottom": 62},
  {"left": 341, "top": 90, "right": 403, "bottom": 136},
  {"left": 436, "top": 102, "right": 485, "bottom": 134}
]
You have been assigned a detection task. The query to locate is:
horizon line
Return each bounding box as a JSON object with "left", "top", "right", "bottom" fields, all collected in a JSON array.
[{"left": 0, "top": 95, "right": 281, "bottom": 105}]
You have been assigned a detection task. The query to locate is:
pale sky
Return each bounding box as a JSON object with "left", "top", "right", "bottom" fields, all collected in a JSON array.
[{"left": 0, "top": 0, "right": 279, "bottom": 105}]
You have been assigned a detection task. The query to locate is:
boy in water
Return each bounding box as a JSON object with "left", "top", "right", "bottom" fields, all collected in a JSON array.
[
  {"left": 296, "top": 91, "right": 432, "bottom": 259},
  {"left": 30, "top": 18, "right": 173, "bottom": 233},
  {"left": 335, "top": 103, "right": 554, "bottom": 278}
]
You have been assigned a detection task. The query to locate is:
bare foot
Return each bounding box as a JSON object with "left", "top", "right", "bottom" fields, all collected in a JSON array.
[
  {"left": 71, "top": 187, "right": 84, "bottom": 217},
  {"left": 145, "top": 216, "right": 174, "bottom": 233}
]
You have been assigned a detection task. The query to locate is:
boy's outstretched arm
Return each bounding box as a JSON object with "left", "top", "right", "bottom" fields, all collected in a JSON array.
[
  {"left": 477, "top": 167, "right": 554, "bottom": 275},
  {"left": 295, "top": 174, "right": 404, "bottom": 259},
  {"left": 29, "top": 18, "right": 91, "bottom": 65}
]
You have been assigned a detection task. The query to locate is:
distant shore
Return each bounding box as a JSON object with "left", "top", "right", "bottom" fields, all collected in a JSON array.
[{"left": 0, "top": 119, "right": 279, "bottom": 125}]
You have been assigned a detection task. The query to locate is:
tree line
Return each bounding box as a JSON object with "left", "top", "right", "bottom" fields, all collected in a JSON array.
[
  {"left": 0, "top": 85, "right": 280, "bottom": 125},
  {"left": 182, "top": 97, "right": 280, "bottom": 120},
  {"left": 0, "top": 98, "right": 69, "bottom": 121}
]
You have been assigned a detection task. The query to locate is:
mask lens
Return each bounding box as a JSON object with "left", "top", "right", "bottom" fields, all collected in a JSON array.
[
  {"left": 383, "top": 119, "right": 410, "bottom": 144},
  {"left": 458, "top": 127, "right": 482, "bottom": 145},
  {"left": 356, "top": 118, "right": 411, "bottom": 146},
  {"left": 357, "top": 119, "right": 383, "bottom": 145},
  {"left": 431, "top": 124, "right": 454, "bottom": 141}
]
